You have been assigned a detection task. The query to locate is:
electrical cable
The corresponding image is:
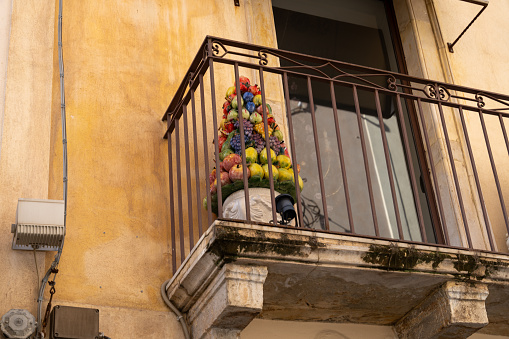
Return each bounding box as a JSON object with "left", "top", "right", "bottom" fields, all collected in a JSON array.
[
  {"left": 161, "top": 279, "right": 191, "bottom": 339},
  {"left": 33, "top": 247, "right": 40, "bottom": 293},
  {"left": 36, "top": 0, "right": 67, "bottom": 337}
]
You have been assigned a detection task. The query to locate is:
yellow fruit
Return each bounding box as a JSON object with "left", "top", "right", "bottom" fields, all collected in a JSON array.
[
  {"left": 259, "top": 148, "right": 276, "bottom": 165},
  {"left": 245, "top": 147, "right": 258, "bottom": 164},
  {"left": 276, "top": 155, "right": 291, "bottom": 169},
  {"left": 291, "top": 174, "right": 304, "bottom": 191},
  {"left": 253, "top": 123, "right": 272, "bottom": 139},
  {"left": 278, "top": 168, "right": 293, "bottom": 182},
  {"left": 262, "top": 164, "right": 279, "bottom": 180},
  {"left": 248, "top": 163, "right": 264, "bottom": 180}
]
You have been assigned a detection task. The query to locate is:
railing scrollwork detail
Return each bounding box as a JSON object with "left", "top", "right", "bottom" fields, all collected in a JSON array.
[{"left": 424, "top": 84, "right": 451, "bottom": 102}]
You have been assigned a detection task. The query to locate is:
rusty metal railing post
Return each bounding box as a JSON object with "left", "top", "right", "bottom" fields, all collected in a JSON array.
[
  {"left": 258, "top": 68, "right": 278, "bottom": 225},
  {"left": 329, "top": 81, "right": 354, "bottom": 233},
  {"left": 234, "top": 63, "right": 251, "bottom": 222},
  {"left": 282, "top": 73, "right": 304, "bottom": 227},
  {"left": 352, "top": 85, "right": 379, "bottom": 236}
]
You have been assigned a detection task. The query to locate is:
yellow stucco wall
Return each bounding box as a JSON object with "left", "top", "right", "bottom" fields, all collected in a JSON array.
[
  {"left": 0, "top": 0, "right": 12, "bottom": 156},
  {"left": 432, "top": 0, "right": 509, "bottom": 251},
  {"left": 0, "top": 0, "right": 54, "bottom": 320},
  {"left": 1, "top": 0, "right": 508, "bottom": 338},
  {"left": 1, "top": 0, "right": 280, "bottom": 337}
]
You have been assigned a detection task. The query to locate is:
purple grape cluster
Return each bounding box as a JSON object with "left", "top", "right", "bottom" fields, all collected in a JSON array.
[
  {"left": 230, "top": 134, "right": 243, "bottom": 155},
  {"left": 269, "top": 136, "right": 282, "bottom": 153},
  {"left": 250, "top": 133, "right": 265, "bottom": 153},
  {"left": 234, "top": 119, "right": 253, "bottom": 138}
]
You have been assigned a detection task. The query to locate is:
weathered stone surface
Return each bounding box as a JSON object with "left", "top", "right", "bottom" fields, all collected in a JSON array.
[
  {"left": 187, "top": 264, "right": 268, "bottom": 339},
  {"left": 204, "top": 328, "right": 241, "bottom": 339},
  {"left": 165, "top": 221, "right": 509, "bottom": 336},
  {"left": 395, "top": 281, "right": 489, "bottom": 339}
]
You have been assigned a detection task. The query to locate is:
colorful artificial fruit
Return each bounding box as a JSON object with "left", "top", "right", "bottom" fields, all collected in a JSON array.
[
  {"left": 248, "top": 85, "right": 261, "bottom": 95},
  {"left": 229, "top": 164, "right": 249, "bottom": 182}
]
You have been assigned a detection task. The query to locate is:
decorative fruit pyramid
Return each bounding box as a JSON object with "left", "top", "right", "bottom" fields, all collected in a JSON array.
[{"left": 206, "top": 75, "right": 303, "bottom": 214}]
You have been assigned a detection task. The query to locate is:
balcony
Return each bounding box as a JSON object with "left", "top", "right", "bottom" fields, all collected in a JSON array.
[{"left": 162, "top": 37, "right": 509, "bottom": 338}]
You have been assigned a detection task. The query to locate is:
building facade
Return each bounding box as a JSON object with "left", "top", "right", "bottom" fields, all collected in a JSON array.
[{"left": 1, "top": 0, "right": 508, "bottom": 338}]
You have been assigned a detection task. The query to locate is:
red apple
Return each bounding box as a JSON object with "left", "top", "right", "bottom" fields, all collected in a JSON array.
[
  {"left": 225, "top": 122, "right": 235, "bottom": 133},
  {"left": 218, "top": 135, "right": 227, "bottom": 151},
  {"left": 210, "top": 171, "right": 231, "bottom": 194},
  {"left": 219, "top": 171, "right": 231, "bottom": 186},
  {"left": 223, "top": 101, "right": 231, "bottom": 114},
  {"left": 239, "top": 76, "right": 251, "bottom": 86},
  {"left": 229, "top": 164, "right": 250, "bottom": 182},
  {"left": 256, "top": 105, "right": 269, "bottom": 115},
  {"left": 248, "top": 85, "right": 261, "bottom": 95},
  {"left": 223, "top": 153, "right": 242, "bottom": 172}
]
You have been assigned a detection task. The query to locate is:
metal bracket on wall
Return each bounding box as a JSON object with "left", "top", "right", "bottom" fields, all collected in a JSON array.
[
  {"left": 234, "top": 0, "right": 239, "bottom": 6},
  {"left": 447, "top": 0, "right": 489, "bottom": 53}
]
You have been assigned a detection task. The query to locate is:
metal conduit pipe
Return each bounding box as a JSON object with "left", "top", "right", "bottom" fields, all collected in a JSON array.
[
  {"left": 36, "top": 0, "right": 68, "bottom": 336},
  {"left": 161, "top": 279, "right": 191, "bottom": 339}
]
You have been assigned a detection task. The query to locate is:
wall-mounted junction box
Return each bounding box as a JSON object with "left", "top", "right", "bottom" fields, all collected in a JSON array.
[
  {"left": 11, "top": 199, "right": 65, "bottom": 251},
  {"left": 50, "top": 306, "right": 100, "bottom": 339}
]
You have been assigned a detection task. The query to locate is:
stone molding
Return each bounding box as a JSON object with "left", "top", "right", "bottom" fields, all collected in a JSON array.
[
  {"left": 395, "top": 281, "right": 489, "bottom": 339},
  {"left": 164, "top": 221, "right": 509, "bottom": 336},
  {"left": 187, "top": 264, "right": 268, "bottom": 339}
]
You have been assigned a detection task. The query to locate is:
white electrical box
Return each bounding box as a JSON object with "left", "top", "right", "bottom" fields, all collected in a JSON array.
[{"left": 11, "top": 199, "right": 65, "bottom": 251}]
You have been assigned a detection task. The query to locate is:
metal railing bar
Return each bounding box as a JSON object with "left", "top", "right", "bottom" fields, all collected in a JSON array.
[
  {"left": 208, "top": 59, "right": 223, "bottom": 218},
  {"left": 234, "top": 63, "right": 251, "bottom": 222},
  {"left": 207, "top": 57, "right": 509, "bottom": 116},
  {"left": 374, "top": 90, "right": 404, "bottom": 240},
  {"left": 204, "top": 36, "right": 509, "bottom": 100},
  {"left": 191, "top": 90, "right": 204, "bottom": 237},
  {"left": 395, "top": 95, "right": 427, "bottom": 243},
  {"left": 436, "top": 97, "right": 473, "bottom": 249},
  {"left": 329, "top": 81, "right": 354, "bottom": 233},
  {"left": 416, "top": 99, "right": 449, "bottom": 245},
  {"left": 307, "top": 77, "right": 330, "bottom": 230},
  {"left": 457, "top": 106, "right": 494, "bottom": 251},
  {"left": 478, "top": 111, "right": 509, "bottom": 234},
  {"left": 352, "top": 85, "right": 379, "bottom": 236},
  {"left": 283, "top": 72, "right": 304, "bottom": 227},
  {"left": 199, "top": 74, "right": 213, "bottom": 228},
  {"left": 259, "top": 68, "right": 278, "bottom": 225},
  {"left": 167, "top": 121, "right": 177, "bottom": 274},
  {"left": 165, "top": 59, "right": 509, "bottom": 137},
  {"left": 182, "top": 105, "right": 195, "bottom": 249},
  {"left": 174, "top": 115, "right": 186, "bottom": 263},
  {"left": 500, "top": 114, "right": 509, "bottom": 156}
]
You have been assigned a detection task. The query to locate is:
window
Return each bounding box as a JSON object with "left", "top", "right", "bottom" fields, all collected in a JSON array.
[{"left": 272, "top": 0, "right": 437, "bottom": 242}]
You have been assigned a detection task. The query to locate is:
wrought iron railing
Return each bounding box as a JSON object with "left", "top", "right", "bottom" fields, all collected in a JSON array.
[{"left": 163, "top": 36, "right": 509, "bottom": 274}]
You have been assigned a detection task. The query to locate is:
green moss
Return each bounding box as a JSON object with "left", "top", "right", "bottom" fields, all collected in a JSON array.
[
  {"left": 362, "top": 244, "right": 427, "bottom": 270},
  {"left": 362, "top": 244, "right": 508, "bottom": 281},
  {"left": 451, "top": 254, "right": 508, "bottom": 281},
  {"left": 206, "top": 225, "right": 322, "bottom": 265}
]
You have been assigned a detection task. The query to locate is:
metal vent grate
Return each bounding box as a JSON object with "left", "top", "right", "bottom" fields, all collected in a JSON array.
[
  {"left": 12, "top": 224, "right": 65, "bottom": 251},
  {"left": 11, "top": 199, "right": 65, "bottom": 251}
]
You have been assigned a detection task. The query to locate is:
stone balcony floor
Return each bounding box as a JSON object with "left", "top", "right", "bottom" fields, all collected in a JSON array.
[{"left": 164, "top": 220, "right": 509, "bottom": 339}]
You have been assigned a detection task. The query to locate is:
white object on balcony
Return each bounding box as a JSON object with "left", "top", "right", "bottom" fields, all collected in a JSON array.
[
  {"left": 11, "top": 198, "right": 65, "bottom": 251},
  {"left": 223, "top": 188, "right": 295, "bottom": 226}
]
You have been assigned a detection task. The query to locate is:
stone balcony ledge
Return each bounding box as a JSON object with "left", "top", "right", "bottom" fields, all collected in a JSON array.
[{"left": 164, "top": 220, "right": 509, "bottom": 338}]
